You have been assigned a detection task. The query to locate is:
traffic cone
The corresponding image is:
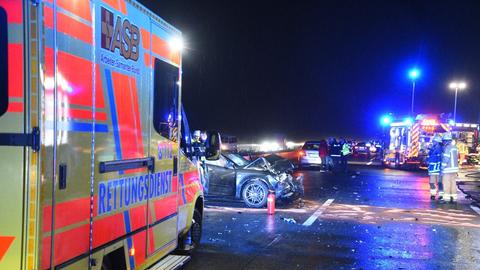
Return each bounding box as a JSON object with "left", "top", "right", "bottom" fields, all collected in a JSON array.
[{"left": 267, "top": 190, "right": 275, "bottom": 215}]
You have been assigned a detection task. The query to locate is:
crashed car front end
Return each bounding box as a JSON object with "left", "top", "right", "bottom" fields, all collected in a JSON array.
[{"left": 273, "top": 172, "right": 304, "bottom": 199}]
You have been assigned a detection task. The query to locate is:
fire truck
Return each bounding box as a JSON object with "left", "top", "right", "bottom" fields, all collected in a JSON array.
[
  {"left": 383, "top": 114, "right": 479, "bottom": 169},
  {"left": 0, "top": 1, "right": 220, "bottom": 269}
]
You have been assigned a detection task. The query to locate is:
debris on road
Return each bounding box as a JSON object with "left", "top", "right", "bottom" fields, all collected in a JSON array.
[{"left": 282, "top": 217, "right": 297, "bottom": 224}]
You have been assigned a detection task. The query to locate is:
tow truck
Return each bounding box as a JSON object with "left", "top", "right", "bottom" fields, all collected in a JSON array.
[
  {"left": 383, "top": 114, "right": 479, "bottom": 169},
  {"left": 0, "top": 1, "right": 220, "bottom": 269}
]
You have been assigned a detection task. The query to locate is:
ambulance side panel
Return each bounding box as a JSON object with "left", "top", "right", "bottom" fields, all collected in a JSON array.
[{"left": 92, "top": 1, "right": 154, "bottom": 269}]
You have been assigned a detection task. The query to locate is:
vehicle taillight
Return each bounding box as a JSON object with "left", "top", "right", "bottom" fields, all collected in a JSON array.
[{"left": 299, "top": 151, "right": 305, "bottom": 156}]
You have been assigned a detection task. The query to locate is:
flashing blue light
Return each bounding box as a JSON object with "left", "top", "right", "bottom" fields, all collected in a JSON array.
[
  {"left": 404, "top": 117, "right": 414, "bottom": 125},
  {"left": 448, "top": 119, "right": 455, "bottom": 126},
  {"left": 408, "top": 68, "right": 420, "bottom": 80},
  {"left": 381, "top": 115, "right": 393, "bottom": 126}
]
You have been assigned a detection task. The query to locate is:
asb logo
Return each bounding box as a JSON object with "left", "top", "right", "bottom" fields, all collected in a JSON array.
[{"left": 101, "top": 7, "right": 140, "bottom": 61}]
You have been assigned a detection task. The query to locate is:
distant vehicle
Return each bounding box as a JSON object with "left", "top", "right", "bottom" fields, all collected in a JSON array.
[
  {"left": 353, "top": 142, "right": 371, "bottom": 158},
  {"left": 205, "top": 153, "right": 303, "bottom": 207},
  {"left": 298, "top": 141, "right": 322, "bottom": 168}
]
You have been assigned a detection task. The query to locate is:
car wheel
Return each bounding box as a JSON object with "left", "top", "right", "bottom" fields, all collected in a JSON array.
[{"left": 242, "top": 179, "right": 269, "bottom": 208}]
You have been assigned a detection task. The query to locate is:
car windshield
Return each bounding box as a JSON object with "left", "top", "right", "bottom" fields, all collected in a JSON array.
[
  {"left": 302, "top": 143, "right": 320, "bottom": 150},
  {"left": 224, "top": 153, "right": 249, "bottom": 167}
]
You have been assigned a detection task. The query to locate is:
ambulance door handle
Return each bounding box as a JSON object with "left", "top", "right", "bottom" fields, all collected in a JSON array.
[
  {"left": 58, "top": 164, "right": 67, "bottom": 190},
  {"left": 173, "top": 156, "right": 178, "bottom": 176}
]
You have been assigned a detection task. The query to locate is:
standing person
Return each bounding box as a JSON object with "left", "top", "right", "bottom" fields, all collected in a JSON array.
[
  {"left": 457, "top": 140, "right": 468, "bottom": 166},
  {"left": 340, "top": 139, "right": 351, "bottom": 172},
  {"left": 192, "top": 130, "right": 208, "bottom": 193},
  {"left": 441, "top": 132, "right": 459, "bottom": 204},
  {"left": 318, "top": 139, "right": 328, "bottom": 170},
  {"left": 329, "top": 138, "right": 342, "bottom": 171},
  {"left": 428, "top": 135, "right": 443, "bottom": 200}
]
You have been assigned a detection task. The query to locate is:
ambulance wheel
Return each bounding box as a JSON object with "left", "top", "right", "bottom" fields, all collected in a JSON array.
[
  {"left": 242, "top": 179, "right": 268, "bottom": 208},
  {"left": 191, "top": 209, "right": 203, "bottom": 247},
  {"left": 177, "top": 208, "right": 202, "bottom": 254}
]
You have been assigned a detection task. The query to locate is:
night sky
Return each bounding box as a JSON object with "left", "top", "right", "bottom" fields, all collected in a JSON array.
[{"left": 139, "top": 0, "right": 480, "bottom": 141}]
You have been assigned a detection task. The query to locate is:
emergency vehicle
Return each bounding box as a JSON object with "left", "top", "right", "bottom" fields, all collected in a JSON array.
[
  {"left": 0, "top": 1, "right": 220, "bottom": 269},
  {"left": 383, "top": 114, "right": 479, "bottom": 169}
]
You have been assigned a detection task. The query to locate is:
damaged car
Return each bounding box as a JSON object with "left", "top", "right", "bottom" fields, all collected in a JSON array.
[{"left": 205, "top": 152, "right": 303, "bottom": 208}]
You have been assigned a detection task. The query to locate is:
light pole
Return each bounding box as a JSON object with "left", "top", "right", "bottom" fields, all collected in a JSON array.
[
  {"left": 408, "top": 68, "right": 420, "bottom": 116},
  {"left": 448, "top": 81, "right": 467, "bottom": 123}
]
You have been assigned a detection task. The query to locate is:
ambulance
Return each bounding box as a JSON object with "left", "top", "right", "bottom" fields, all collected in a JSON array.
[{"left": 0, "top": 0, "right": 220, "bottom": 269}]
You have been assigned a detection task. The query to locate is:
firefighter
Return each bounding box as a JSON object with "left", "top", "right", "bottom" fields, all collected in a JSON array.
[
  {"left": 428, "top": 134, "right": 443, "bottom": 200},
  {"left": 192, "top": 130, "right": 206, "bottom": 159},
  {"left": 457, "top": 139, "right": 468, "bottom": 166},
  {"left": 192, "top": 130, "right": 208, "bottom": 192},
  {"left": 441, "top": 132, "right": 459, "bottom": 204}
]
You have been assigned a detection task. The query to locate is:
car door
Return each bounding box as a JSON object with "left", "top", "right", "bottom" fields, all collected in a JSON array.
[{"left": 206, "top": 155, "right": 236, "bottom": 196}]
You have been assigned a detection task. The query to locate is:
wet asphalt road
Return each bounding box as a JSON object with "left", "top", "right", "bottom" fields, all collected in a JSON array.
[{"left": 184, "top": 166, "right": 480, "bottom": 270}]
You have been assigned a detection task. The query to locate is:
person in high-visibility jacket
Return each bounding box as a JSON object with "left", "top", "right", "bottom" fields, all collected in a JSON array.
[
  {"left": 456, "top": 140, "right": 468, "bottom": 166},
  {"left": 340, "top": 139, "right": 351, "bottom": 172},
  {"left": 441, "top": 132, "right": 459, "bottom": 203},
  {"left": 428, "top": 135, "right": 443, "bottom": 200}
]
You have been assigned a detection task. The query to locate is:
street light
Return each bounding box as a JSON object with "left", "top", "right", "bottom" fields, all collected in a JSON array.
[
  {"left": 448, "top": 81, "right": 467, "bottom": 123},
  {"left": 408, "top": 68, "right": 420, "bottom": 116}
]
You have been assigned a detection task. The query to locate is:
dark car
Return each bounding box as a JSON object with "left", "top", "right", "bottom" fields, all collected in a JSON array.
[
  {"left": 353, "top": 142, "right": 371, "bottom": 158},
  {"left": 264, "top": 154, "right": 296, "bottom": 174},
  {"left": 205, "top": 152, "right": 303, "bottom": 208}
]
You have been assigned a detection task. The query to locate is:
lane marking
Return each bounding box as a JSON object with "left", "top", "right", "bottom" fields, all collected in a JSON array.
[
  {"left": 470, "top": 205, "right": 480, "bottom": 216},
  {"left": 266, "top": 235, "right": 282, "bottom": 248},
  {"left": 303, "top": 199, "right": 335, "bottom": 226}
]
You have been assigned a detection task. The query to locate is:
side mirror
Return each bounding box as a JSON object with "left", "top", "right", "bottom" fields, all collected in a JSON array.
[{"left": 206, "top": 131, "right": 221, "bottom": 160}]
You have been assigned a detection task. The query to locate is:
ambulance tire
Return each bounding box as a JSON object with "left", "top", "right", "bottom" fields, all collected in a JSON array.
[
  {"left": 242, "top": 179, "right": 268, "bottom": 208},
  {"left": 177, "top": 208, "right": 202, "bottom": 254},
  {"left": 191, "top": 209, "right": 203, "bottom": 248}
]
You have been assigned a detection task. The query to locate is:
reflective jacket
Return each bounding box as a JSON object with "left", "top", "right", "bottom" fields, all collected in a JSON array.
[
  {"left": 427, "top": 144, "right": 442, "bottom": 175},
  {"left": 341, "top": 143, "right": 351, "bottom": 156},
  {"left": 441, "top": 143, "right": 459, "bottom": 174}
]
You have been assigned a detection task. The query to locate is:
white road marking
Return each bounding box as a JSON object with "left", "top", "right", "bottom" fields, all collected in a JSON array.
[
  {"left": 470, "top": 205, "right": 480, "bottom": 216},
  {"left": 303, "top": 199, "right": 335, "bottom": 226}
]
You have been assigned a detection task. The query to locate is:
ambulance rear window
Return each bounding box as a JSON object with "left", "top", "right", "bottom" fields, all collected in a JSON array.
[{"left": 0, "top": 7, "right": 7, "bottom": 117}]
